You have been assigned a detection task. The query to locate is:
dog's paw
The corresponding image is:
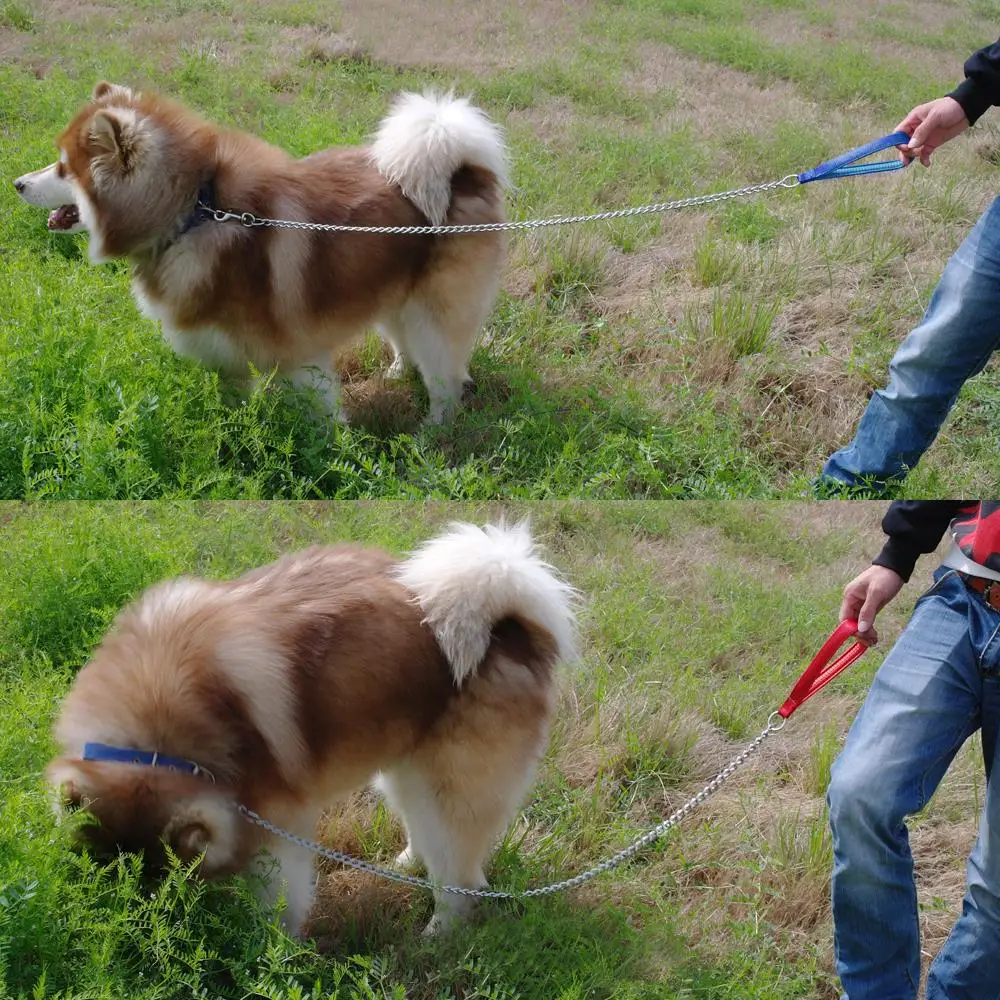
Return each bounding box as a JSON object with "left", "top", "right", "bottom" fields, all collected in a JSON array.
[
  {"left": 394, "top": 845, "right": 419, "bottom": 870},
  {"left": 421, "top": 912, "right": 449, "bottom": 936},
  {"left": 386, "top": 354, "right": 406, "bottom": 380}
]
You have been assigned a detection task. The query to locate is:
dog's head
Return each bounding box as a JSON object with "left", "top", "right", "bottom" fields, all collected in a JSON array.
[
  {"left": 46, "top": 757, "right": 253, "bottom": 877},
  {"left": 13, "top": 81, "right": 212, "bottom": 261}
]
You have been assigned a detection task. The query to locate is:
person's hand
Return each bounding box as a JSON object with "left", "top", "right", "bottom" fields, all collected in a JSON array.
[
  {"left": 839, "top": 565, "right": 905, "bottom": 646},
  {"left": 895, "top": 96, "right": 969, "bottom": 167}
]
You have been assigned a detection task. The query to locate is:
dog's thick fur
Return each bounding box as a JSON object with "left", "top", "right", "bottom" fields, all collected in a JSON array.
[
  {"left": 14, "top": 82, "right": 510, "bottom": 423},
  {"left": 46, "top": 522, "right": 576, "bottom": 935}
]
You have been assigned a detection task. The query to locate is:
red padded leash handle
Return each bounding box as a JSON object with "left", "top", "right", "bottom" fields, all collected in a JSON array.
[{"left": 777, "top": 619, "right": 867, "bottom": 719}]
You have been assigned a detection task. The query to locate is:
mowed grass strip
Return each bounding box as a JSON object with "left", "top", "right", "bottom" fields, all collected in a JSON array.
[
  {"left": 3, "top": 0, "right": 1000, "bottom": 497},
  {"left": 0, "top": 500, "right": 983, "bottom": 998}
]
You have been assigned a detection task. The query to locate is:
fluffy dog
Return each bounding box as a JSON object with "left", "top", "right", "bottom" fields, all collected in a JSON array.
[
  {"left": 14, "top": 82, "right": 509, "bottom": 423},
  {"left": 46, "top": 522, "right": 576, "bottom": 935}
]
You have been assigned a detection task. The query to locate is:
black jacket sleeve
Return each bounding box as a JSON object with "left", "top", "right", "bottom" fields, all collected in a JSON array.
[
  {"left": 873, "top": 501, "right": 969, "bottom": 582},
  {"left": 948, "top": 38, "right": 1000, "bottom": 125}
]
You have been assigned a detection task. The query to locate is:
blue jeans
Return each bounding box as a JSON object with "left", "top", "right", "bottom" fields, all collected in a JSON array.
[
  {"left": 820, "top": 196, "right": 1000, "bottom": 490},
  {"left": 827, "top": 568, "right": 1000, "bottom": 999}
]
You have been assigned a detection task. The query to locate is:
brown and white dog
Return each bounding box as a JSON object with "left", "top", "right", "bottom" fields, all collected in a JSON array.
[
  {"left": 46, "top": 522, "right": 576, "bottom": 935},
  {"left": 14, "top": 82, "right": 510, "bottom": 423}
]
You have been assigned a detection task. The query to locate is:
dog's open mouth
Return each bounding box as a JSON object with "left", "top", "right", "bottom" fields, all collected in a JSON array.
[{"left": 48, "top": 204, "right": 80, "bottom": 231}]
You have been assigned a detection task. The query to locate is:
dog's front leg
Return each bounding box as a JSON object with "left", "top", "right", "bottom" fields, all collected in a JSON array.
[
  {"left": 286, "top": 360, "right": 347, "bottom": 425},
  {"left": 252, "top": 836, "right": 319, "bottom": 936}
]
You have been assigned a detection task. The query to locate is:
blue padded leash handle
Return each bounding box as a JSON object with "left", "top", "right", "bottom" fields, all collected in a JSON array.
[{"left": 798, "top": 131, "right": 910, "bottom": 184}]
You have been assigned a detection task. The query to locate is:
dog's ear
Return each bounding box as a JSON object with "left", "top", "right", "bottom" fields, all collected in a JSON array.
[
  {"left": 90, "top": 109, "right": 145, "bottom": 173},
  {"left": 162, "top": 796, "right": 241, "bottom": 874},
  {"left": 170, "top": 819, "right": 211, "bottom": 858},
  {"left": 92, "top": 81, "right": 135, "bottom": 103}
]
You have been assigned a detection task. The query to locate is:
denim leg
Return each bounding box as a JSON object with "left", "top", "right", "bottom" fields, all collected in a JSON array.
[
  {"left": 925, "top": 672, "right": 1000, "bottom": 999},
  {"left": 821, "top": 196, "right": 1000, "bottom": 489},
  {"left": 828, "top": 572, "right": 982, "bottom": 999}
]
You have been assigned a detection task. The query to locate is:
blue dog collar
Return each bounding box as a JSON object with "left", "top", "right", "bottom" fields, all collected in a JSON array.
[
  {"left": 82, "top": 742, "right": 214, "bottom": 781},
  {"left": 177, "top": 179, "right": 216, "bottom": 236}
]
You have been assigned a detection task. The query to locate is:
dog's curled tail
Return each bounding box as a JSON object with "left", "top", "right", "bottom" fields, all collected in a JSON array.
[
  {"left": 394, "top": 521, "right": 577, "bottom": 686},
  {"left": 370, "top": 91, "right": 509, "bottom": 227}
]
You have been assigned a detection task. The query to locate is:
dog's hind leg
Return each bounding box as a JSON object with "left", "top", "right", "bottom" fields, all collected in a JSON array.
[
  {"left": 381, "top": 651, "right": 552, "bottom": 933},
  {"left": 386, "top": 349, "right": 407, "bottom": 380},
  {"left": 380, "top": 305, "right": 473, "bottom": 425},
  {"left": 375, "top": 327, "right": 408, "bottom": 382},
  {"left": 401, "top": 233, "right": 504, "bottom": 424},
  {"left": 372, "top": 771, "right": 420, "bottom": 869},
  {"left": 380, "top": 728, "right": 546, "bottom": 935},
  {"left": 376, "top": 762, "right": 491, "bottom": 933}
]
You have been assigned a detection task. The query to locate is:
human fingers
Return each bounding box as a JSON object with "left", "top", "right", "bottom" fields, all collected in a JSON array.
[{"left": 839, "top": 576, "right": 868, "bottom": 625}]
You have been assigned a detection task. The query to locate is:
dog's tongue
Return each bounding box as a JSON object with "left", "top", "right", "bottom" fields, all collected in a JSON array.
[{"left": 47, "top": 204, "right": 80, "bottom": 230}]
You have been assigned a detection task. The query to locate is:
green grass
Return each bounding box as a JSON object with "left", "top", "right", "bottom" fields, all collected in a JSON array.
[
  {"left": 3, "top": 500, "right": 981, "bottom": 999},
  {"left": 0, "top": 1, "right": 32, "bottom": 30},
  {"left": 2, "top": 0, "right": 999, "bottom": 496},
  {"left": 685, "top": 289, "right": 779, "bottom": 361}
]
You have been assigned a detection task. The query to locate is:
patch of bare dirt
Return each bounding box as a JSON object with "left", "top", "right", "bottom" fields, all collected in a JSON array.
[
  {"left": 128, "top": 19, "right": 247, "bottom": 70},
  {"left": 631, "top": 524, "right": 728, "bottom": 585},
  {"left": 271, "top": 25, "right": 366, "bottom": 66},
  {"left": 827, "top": 0, "right": 970, "bottom": 35},
  {"left": 0, "top": 0, "right": 114, "bottom": 62},
  {"left": 776, "top": 294, "right": 852, "bottom": 357},
  {"left": 971, "top": 122, "right": 1000, "bottom": 166},
  {"left": 788, "top": 498, "right": 885, "bottom": 535},
  {"left": 0, "top": 3, "right": 246, "bottom": 73},
  {"left": 307, "top": 790, "right": 420, "bottom": 945},
  {"left": 738, "top": 361, "right": 870, "bottom": 466},
  {"left": 620, "top": 43, "right": 836, "bottom": 140},
  {"left": 29, "top": 0, "right": 118, "bottom": 23},
  {"left": 2, "top": 3, "right": 369, "bottom": 80},
  {"left": 506, "top": 95, "right": 584, "bottom": 146},
  {"left": 337, "top": 0, "right": 593, "bottom": 74},
  {"left": 505, "top": 215, "right": 705, "bottom": 323},
  {"left": 336, "top": 343, "right": 425, "bottom": 432},
  {"left": 749, "top": 7, "right": 960, "bottom": 87},
  {"left": 597, "top": 218, "right": 709, "bottom": 320},
  {"left": 0, "top": 24, "right": 34, "bottom": 62}
]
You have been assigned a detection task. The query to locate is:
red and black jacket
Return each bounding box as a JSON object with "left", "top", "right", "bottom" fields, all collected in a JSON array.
[
  {"left": 874, "top": 501, "right": 1000, "bottom": 582},
  {"left": 950, "top": 38, "right": 1000, "bottom": 125}
]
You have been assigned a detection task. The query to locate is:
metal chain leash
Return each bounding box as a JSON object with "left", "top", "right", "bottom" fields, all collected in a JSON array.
[
  {"left": 202, "top": 130, "right": 911, "bottom": 236},
  {"left": 206, "top": 176, "right": 801, "bottom": 236},
  {"left": 238, "top": 712, "right": 786, "bottom": 899}
]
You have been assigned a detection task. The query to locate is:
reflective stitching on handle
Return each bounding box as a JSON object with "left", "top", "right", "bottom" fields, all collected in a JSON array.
[{"left": 797, "top": 131, "right": 909, "bottom": 184}]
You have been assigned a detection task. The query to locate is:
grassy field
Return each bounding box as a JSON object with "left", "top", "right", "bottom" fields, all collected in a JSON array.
[
  {"left": 2, "top": 0, "right": 1000, "bottom": 498},
  {"left": 0, "top": 501, "right": 984, "bottom": 998}
]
